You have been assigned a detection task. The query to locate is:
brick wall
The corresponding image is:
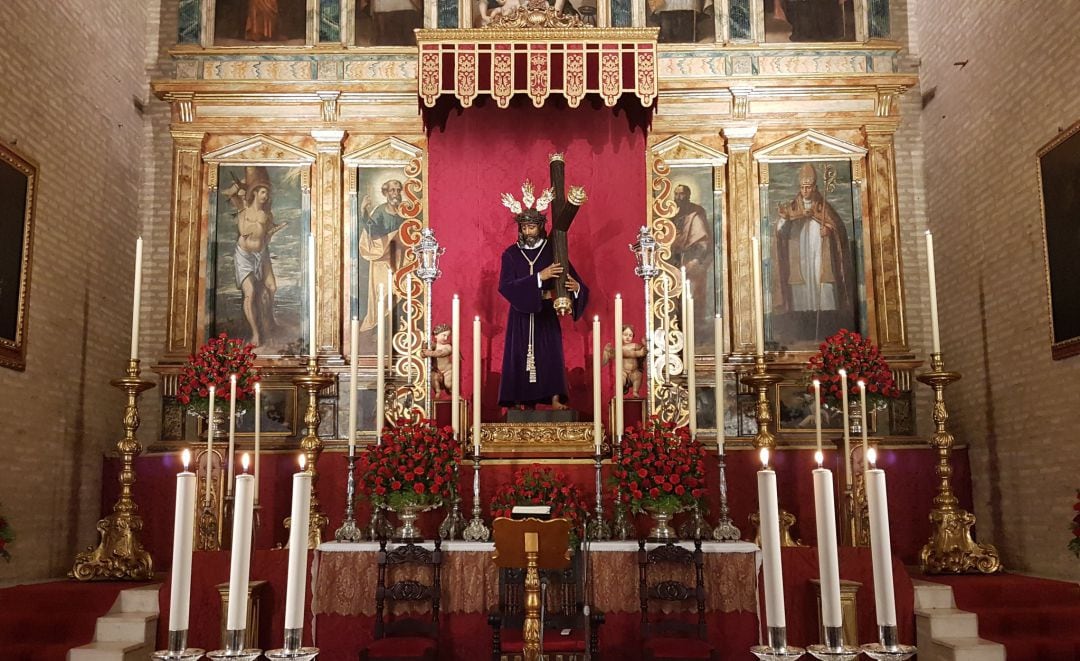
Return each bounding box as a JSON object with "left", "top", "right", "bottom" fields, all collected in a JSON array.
[
  {"left": 916, "top": 1, "right": 1080, "bottom": 579},
  {"left": 0, "top": 1, "right": 156, "bottom": 582}
]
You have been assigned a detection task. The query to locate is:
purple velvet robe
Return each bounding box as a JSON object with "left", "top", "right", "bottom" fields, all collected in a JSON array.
[{"left": 497, "top": 240, "right": 589, "bottom": 407}]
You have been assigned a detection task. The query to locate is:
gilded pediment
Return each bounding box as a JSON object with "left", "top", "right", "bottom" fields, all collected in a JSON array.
[
  {"left": 652, "top": 135, "right": 727, "bottom": 165},
  {"left": 344, "top": 137, "right": 424, "bottom": 166},
  {"left": 753, "top": 129, "right": 866, "bottom": 162},
  {"left": 202, "top": 135, "right": 316, "bottom": 165}
]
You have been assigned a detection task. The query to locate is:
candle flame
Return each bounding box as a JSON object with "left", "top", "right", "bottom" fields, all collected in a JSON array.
[
  {"left": 615, "top": 293, "right": 621, "bottom": 299},
  {"left": 925, "top": 229, "right": 932, "bottom": 237},
  {"left": 454, "top": 293, "right": 459, "bottom": 300},
  {"left": 299, "top": 453, "right": 307, "bottom": 470},
  {"left": 241, "top": 453, "right": 250, "bottom": 472},
  {"left": 815, "top": 450, "right": 824, "bottom": 467},
  {"left": 475, "top": 315, "right": 480, "bottom": 322},
  {"left": 812, "top": 378, "right": 820, "bottom": 387},
  {"left": 594, "top": 315, "right": 599, "bottom": 322},
  {"left": 867, "top": 448, "right": 877, "bottom": 468},
  {"left": 209, "top": 384, "right": 216, "bottom": 394},
  {"left": 838, "top": 368, "right": 846, "bottom": 377},
  {"left": 759, "top": 448, "right": 769, "bottom": 468},
  {"left": 255, "top": 381, "right": 261, "bottom": 392},
  {"left": 181, "top": 448, "right": 191, "bottom": 470},
  {"left": 858, "top": 379, "right": 866, "bottom": 388},
  {"left": 230, "top": 373, "right": 236, "bottom": 383}
]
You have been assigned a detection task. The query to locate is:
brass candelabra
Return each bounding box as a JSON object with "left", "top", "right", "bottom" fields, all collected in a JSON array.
[
  {"left": 917, "top": 352, "right": 1001, "bottom": 574},
  {"left": 741, "top": 354, "right": 784, "bottom": 452},
  {"left": 71, "top": 358, "right": 155, "bottom": 581},
  {"left": 290, "top": 359, "right": 333, "bottom": 549}
]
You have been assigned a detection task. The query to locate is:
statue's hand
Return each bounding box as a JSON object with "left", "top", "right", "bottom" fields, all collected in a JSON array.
[
  {"left": 565, "top": 275, "right": 580, "bottom": 292},
  {"left": 539, "top": 263, "right": 564, "bottom": 281}
]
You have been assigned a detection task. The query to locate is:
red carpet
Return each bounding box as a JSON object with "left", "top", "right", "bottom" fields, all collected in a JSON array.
[
  {"left": 923, "top": 572, "right": 1080, "bottom": 661},
  {"left": 0, "top": 580, "right": 152, "bottom": 661}
]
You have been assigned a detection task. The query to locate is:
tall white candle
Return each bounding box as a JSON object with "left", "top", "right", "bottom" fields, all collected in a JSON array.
[
  {"left": 925, "top": 230, "right": 941, "bottom": 355},
  {"left": 812, "top": 456, "right": 843, "bottom": 628},
  {"left": 130, "top": 237, "right": 143, "bottom": 360},
  {"left": 614, "top": 294, "right": 624, "bottom": 439},
  {"left": 680, "top": 265, "right": 688, "bottom": 374},
  {"left": 227, "top": 374, "right": 237, "bottom": 490},
  {"left": 308, "top": 233, "right": 316, "bottom": 359},
  {"left": 865, "top": 449, "right": 897, "bottom": 626},
  {"left": 714, "top": 315, "right": 725, "bottom": 455},
  {"left": 686, "top": 291, "right": 697, "bottom": 437},
  {"left": 253, "top": 383, "right": 261, "bottom": 505},
  {"left": 226, "top": 455, "right": 255, "bottom": 631},
  {"left": 751, "top": 236, "right": 765, "bottom": 355},
  {"left": 284, "top": 455, "right": 312, "bottom": 630},
  {"left": 168, "top": 449, "right": 196, "bottom": 632},
  {"left": 592, "top": 315, "right": 602, "bottom": 452},
  {"left": 839, "top": 369, "right": 851, "bottom": 487},
  {"left": 348, "top": 317, "right": 359, "bottom": 454},
  {"left": 757, "top": 449, "right": 786, "bottom": 628},
  {"left": 473, "top": 315, "right": 482, "bottom": 456},
  {"left": 375, "top": 284, "right": 386, "bottom": 440},
  {"left": 205, "top": 385, "right": 216, "bottom": 505},
  {"left": 451, "top": 295, "right": 461, "bottom": 439},
  {"left": 813, "top": 379, "right": 822, "bottom": 454},
  {"left": 858, "top": 380, "right": 868, "bottom": 472}
]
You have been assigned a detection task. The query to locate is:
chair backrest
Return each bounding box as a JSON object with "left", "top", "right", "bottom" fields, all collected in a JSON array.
[
  {"left": 497, "top": 551, "right": 584, "bottom": 631},
  {"left": 637, "top": 539, "right": 706, "bottom": 640},
  {"left": 374, "top": 538, "right": 443, "bottom": 640}
]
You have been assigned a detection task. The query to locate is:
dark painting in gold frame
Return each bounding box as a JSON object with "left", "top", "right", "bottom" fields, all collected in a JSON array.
[
  {"left": 0, "top": 144, "right": 38, "bottom": 371},
  {"left": 1037, "top": 120, "right": 1080, "bottom": 360}
]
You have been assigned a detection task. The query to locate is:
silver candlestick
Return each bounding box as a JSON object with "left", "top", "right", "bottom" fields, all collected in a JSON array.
[
  {"left": 861, "top": 625, "right": 916, "bottom": 660},
  {"left": 610, "top": 439, "right": 633, "bottom": 540},
  {"left": 152, "top": 630, "right": 204, "bottom": 660},
  {"left": 334, "top": 451, "right": 363, "bottom": 542},
  {"left": 207, "top": 629, "right": 261, "bottom": 661},
  {"left": 751, "top": 626, "right": 805, "bottom": 660},
  {"left": 712, "top": 453, "right": 741, "bottom": 541},
  {"left": 679, "top": 500, "right": 709, "bottom": 540},
  {"left": 586, "top": 452, "right": 611, "bottom": 540},
  {"left": 265, "top": 627, "right": 319, "bottom": 660},
  {"left": 462, "top": 456, "right": 490, "bottom": 542},
  {"left": 807, "top": 626, "right": 860, "bottom": 660},
  {"left": 439, "top": 461, "right": 466, "bottom": 540}
]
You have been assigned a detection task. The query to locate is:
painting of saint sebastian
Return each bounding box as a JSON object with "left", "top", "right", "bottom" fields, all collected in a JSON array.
[{"left": 497, "top": 181, "right": 589, "bottom": 409}]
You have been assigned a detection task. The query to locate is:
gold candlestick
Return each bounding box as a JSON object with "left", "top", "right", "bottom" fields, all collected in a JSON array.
[
  {"left": 917, "top": 352, "right": 1000, "bottom": 574},
  {"left": 290, "top": 359, "right": 334, "bottom": 549},
  {"left": 740, "top": 355, "right": 783, "bottom": 452},
  {"left": 71, "top": 359, "right": 155, "bottom": 581}
]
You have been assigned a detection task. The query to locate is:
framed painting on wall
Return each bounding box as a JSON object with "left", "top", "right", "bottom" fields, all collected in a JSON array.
[
  {"left": 213, "top": 0, "right": 308, "bottom": 45},
  {"left": 0, "top": 144, "right": 38, "bottom": 371},
  {"left": 235, "top": 385, "right": 297, "bottom": 436},
  {"left": 1038, "top": 120, "right": 1080, "bottom": 360}
]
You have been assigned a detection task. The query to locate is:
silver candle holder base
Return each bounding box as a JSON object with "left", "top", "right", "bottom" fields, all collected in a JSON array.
[
  {"left": 462, "top": 457, "right": 490, "bottom": 542},
  {"left": 678, "top": 500, "right": 709, "bottom": 540},
  {"left": 367, "top": 504, "right": 393, "bottom": 541},
  {"left": 206, "top": 629, "right": 261, "bottom": 661},
  {"left": 586, "top": 453, "right": 611, "bottom": 541},
  {"left": 860, "top": 626, "right": 916, "bottom": 661},
  {"left": 712, "top": 453, "right": 742, "bottom": 542},
  {"left": 334, "top": 453, "right": 364, "bottom": 543},
  {"left": 152, "top": 630, "right": 205, "bottom": 660},
  {"left": 265, "top": 628, "right": 319, "bottom": 660},
  {"left": 806, "top": 626, "right": 860, "bottom": 660},
  {"left": 751, "top": 626, "right": 806, "bottom": 661}
]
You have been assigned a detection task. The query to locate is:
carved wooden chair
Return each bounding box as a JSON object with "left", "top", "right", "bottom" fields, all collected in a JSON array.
[
  {"left": 487, "top": 550, "right": 604, "bottom": 661},
  {"left": 638, "top": 539, "right": 716, "bottom": 661},
  {"left": 359, "top": 539, "right": 442, "bottom": 661}
]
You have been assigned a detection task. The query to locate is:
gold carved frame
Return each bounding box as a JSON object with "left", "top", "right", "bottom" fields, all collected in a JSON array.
[{"left": 0, "top": 143, "right": 38, "bottom": 371}]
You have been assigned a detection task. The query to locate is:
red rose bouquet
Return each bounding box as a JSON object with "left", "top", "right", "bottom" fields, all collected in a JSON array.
[
  {"left": 807, "top": 329, "right": 900, "bottom": 409},
  {"left": 489, "top": 464, "right": 589, "bottom": 536},
  {"left": 0, "top": 509, "right": 13, "bottom": 561},
  {"left": 177, "top": 333, "right": 259, "bottom": 412},
  {"left": 357, "top": 419, "right": 460, "bottom": 510},
  {"left": 1070, "top": 489, "right": 1080, "bottom": 559},
  {"left": 610, "top": 416, "right": 708, "bottom": 514}
]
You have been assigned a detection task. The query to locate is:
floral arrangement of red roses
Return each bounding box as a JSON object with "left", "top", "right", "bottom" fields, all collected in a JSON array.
[
  {"left": 807, "top": 329, "right": 900, "bottom": 409},
  {"left": 177, "top": 333, "right": 259, "bottom": 412},
  {"left": 489, "top": 464, "right": 589, "bottom": 536},
  {"left": 1070, "top": 490, "right": 1080, "bottom": 559},
  {"left": 610, "top": 416, "right": 708, "bottom": 515},
  {"left": 357, "top": 419, "right": 460, "bottom": 510},
  {"left": 0, "top": 509, "right": 14, "bottom": 561}
]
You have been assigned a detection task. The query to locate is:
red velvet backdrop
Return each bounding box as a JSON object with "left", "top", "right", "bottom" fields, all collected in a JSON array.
[{"left": 427, "top": 100, "right": 648, "bottom": 422}]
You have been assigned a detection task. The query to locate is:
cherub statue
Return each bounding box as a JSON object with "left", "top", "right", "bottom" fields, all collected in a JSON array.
[
  {"left": 423, "top": 323, "right": 453, "bottom": 399},
  {"left": 603, "top": 324, "right": 648, "bottom": 398}
]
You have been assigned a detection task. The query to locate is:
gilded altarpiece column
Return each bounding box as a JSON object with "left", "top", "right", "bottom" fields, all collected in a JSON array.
[
  {"left": 166, "top": 130, "right": 208, "bottom": 360},
  {"left": 722, "top": 126, "right": 758, "bottom": 356},
  {"left": 312, "top": 130, "right": 345, "bottom": 358},
  {"left": 862, "top": 125, "right": 908, "bottom": 353}
]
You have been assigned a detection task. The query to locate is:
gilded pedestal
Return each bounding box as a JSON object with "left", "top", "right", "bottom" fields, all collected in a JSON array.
[
  {"left": 71, "top": 359, "right": 155, "bottom": 581},
  {"left": 290, "top": 361, "right": 333, "bottom": 549},
  {"left": 916, "top": 353, "right": 1000, "bottom": 574},
  {"left": 740, "top": 356, "right": 783, "bottom": 452}
]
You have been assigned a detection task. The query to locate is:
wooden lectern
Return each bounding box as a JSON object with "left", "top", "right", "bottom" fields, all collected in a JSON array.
[{"left": 491, "top": 517, "right": 572, "bottom": 661}]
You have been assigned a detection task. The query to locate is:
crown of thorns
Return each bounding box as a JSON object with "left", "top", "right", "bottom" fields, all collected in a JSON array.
[{"left": 501, "top": 180, "right": 555, "bottom": 217}]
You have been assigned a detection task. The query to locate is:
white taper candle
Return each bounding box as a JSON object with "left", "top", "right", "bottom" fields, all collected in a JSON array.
[
  {"left": 752, "top": 236, "right": 765, "bottom": 355},
  {"left": 284, "top": 455, "right": 312, "bottom": 630},
  {"left": 375, "top": 284, "right": 386, "bottom": 441},
  {"left": 839, "top": 369, "right": 851, "bottom": 487},
  {"left": 757, "top": 449, "right": 786, "bottom": 628},
  {"left": 714, "top": 315, "right": 725, "bottom": 455},
  {"left": 813, "top": 379, "right": 822, "bottom": 454},
  {"left": 592, "top": 315, "right": 602, "bottom": 452},
  {"left": 226, "top": 457, "right": 255, "bottom": 631},
  {"left": 205, "top": 385, "right": 216, "bottom": 505},
  {"left": 858, "top": 380, "right": 868, "bottom": 472},
  {"left": 865, "top": 450, "right": 897, "bottom": 626},
  {"left": 686, "top": 291, "right": 697, "bottom": 437},
  {"left": 473, "top": 315, "right": 482, "bottom": 456},
  {"left": 348, "top": 317, "right": 359, "bottom": 454},
  {"left": 451, "top": 295, "right": 461, "bottom": 439},
  {"left": 614, "top": 294, "right": 624, "bottom": 439},
  {"left": 227, "top": 374, "right": 237, "bottom": 490},
  {"left": 130, "top": 237, "right": 143, "bottom": 360},
  {"left": 925, "top": 230, "right": 941, "bottom": 355},
  {"left": 813, "top": 458, "right": 843, "bottom": 628},
  {"left": 168, "top": 450, "right": 196, "bottom": 632},
  {"left": 253, "top": 382, "right": 261, "bottom": 504},
  {"left": 308, "top": 233, "right": 316, "bottom": 359}
]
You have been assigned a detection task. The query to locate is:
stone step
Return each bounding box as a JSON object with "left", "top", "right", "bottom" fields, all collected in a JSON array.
[
  {"left": 118, "top": 584, "right": 160, "bottom": 614},
  {"left": 913, "top": 579, "right": 956, "bottom": 609},
  {"left": 915, "top": 607, "right": 980, "bottom": 639},
  {"left": 67, "top": 640, "right": 151, "bottom": 661},
  {"left": 929, "top": 636, "right": 1007, "bottom": 661},
  {"left": 94, "top": 611, "right": 157, "bottom": 643}
]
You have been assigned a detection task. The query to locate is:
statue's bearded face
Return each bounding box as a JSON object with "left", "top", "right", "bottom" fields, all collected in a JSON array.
[{"left": 518, "top": 221, "right": 546, "bottom": 247}]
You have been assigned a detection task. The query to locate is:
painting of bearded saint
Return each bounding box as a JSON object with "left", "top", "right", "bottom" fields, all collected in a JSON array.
[
  {"left": 764, "top": 160, "right": 861, "bottom": 350},
  {"left": 355, "top": 168, "right": 413, "bottom": 353},
  {"left": 668, "top": 171, "right": 719, "bottom": 351}
]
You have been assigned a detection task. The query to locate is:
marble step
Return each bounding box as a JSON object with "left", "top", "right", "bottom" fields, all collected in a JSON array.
[
  {"left": 67, "top": 640, "right": 151, "bottom": 661},
  {"left": 926, "top": 636, "right": 1007, "bottom": 661},
  {"left": 94, "top": 611, "right": 157, "bottom": 643},
  {"left": 68, "top": 584, "right": 160, "bottom": 661},
  {"left": 913, "top": 580, "right": 1007, "bottom": 661}
]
